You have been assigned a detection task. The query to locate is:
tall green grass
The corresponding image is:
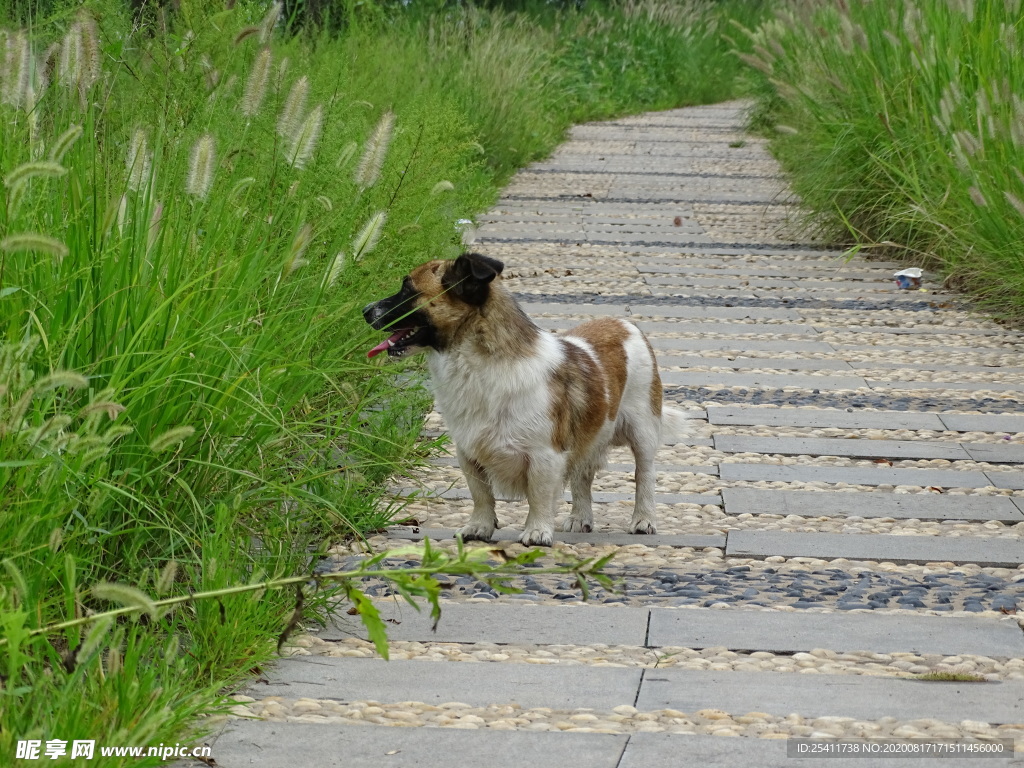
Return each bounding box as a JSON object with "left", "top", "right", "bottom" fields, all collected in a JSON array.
[
  {"left": 0, "top": 0, "right": 765, "bottom": 761},
  {"left": 741, "top": 0, "right": 1024, "bottom": 314}
]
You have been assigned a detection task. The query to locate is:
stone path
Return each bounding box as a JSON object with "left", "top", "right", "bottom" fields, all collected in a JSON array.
[{"left": 208, "top": 101, "right": 1024, "bottom": 766}]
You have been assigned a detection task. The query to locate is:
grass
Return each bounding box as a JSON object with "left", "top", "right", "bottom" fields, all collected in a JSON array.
[
  {"left": 0, "top": 0, "right": 766, "bottom": 762},
  {"left": 739, "top": 0, "right": 1024, "bottom": 317}
]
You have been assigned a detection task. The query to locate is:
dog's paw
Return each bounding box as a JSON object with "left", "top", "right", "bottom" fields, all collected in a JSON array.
[
  {"left": 629, "top": 519, "right": 657, "bottom": 535},
  {"left": 456, "top": 522, "right": 496, "bottom": 542},
  {"left": 519, "top": 527, "right": 554, "bottom": 547},
  {"left": 561, "top": 518, "right": 593, "bottom": 533}
]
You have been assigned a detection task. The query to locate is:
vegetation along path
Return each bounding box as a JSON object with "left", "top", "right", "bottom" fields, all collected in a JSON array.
[{"left": 209, "top": 101, "right": 1024, "bottom": 766}]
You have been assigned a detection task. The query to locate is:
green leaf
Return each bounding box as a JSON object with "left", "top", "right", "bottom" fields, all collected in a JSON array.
[
  {"left": 347, "top": 587, "right": 389, "bottom": 660},
  {"left": 1, "top": 610, "right": 31, "bottom": 685}
]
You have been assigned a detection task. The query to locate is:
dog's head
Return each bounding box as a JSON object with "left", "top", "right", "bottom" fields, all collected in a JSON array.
[{"left": 363, "top": 252, "right": 504, "bottom": 358}]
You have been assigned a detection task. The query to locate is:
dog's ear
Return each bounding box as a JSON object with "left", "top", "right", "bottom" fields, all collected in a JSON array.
[{"left": 443, "top": 253, "right": 504, "bottom": 305}]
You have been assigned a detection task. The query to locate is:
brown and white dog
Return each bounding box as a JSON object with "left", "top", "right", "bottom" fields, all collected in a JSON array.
[{"left": 363, "top": 252, "right": 688, "bottom": 547}]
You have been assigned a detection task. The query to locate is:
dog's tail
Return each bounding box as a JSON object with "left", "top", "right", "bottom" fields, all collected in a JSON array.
[{"left": 660, "top": 405, "right": 697, "bottom": 442}]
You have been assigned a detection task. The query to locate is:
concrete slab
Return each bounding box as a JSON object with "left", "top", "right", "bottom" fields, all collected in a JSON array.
[
  {"left": 635, "top": 669, "right": 1024, "bottom": 724},
  {"left": 724, "top": 530, "right": 1024, "bottom": 567},
  {"left": 643, "top": 321, "right": 822, "bottom": 336},
  {"left": 636, "top": 264, "right": 886, "bottom": 279},
  {"left": 854, "top": 360, "right": 1024, "bottom": 374},
  {"left": 963, "top": 443, "right": 1024, "bottom": 463},
  {"left": 819, "top": 324, "right": 1024, "bottom": 338},
  {"left": 651, "top": 338, "right": 836, "bottom": 354},
  {"left": 718, "top": 463, "right": 993, "bottom": 488},
  {"left": 721, "top": 487, "right": 1024, "bottom": 522},
  {"left": 383, "top": 526, "right": 727, "bottom": 550},
  {"left": 628, "top": 305, "right": 802, "bottom": 321},
  {"left": 324, "top": 602, "right": 652, "bottom": 646},
  {"left": 706, "top": 406, "right": 945, "bottom": 430},
  {"left": 868, "top": 380, "right": 1024, "bottom": 393},
  {"left": 661, "top": 372, "right": 869, "bottom": 390},
  {"left": 520, "top": 302, "right": 627, "bottom": 316},
  {"left": 713, "top": 435, "right": 970, "bottom": 461},
  {"left": 647, "top": 608, "right": 1024, "bottom": 657},
  {"left": 649, "top": 277, "right": 920, "bottom": 293},
  {"left": 619, "top": 731, "right": 1015, "bottom": 768},
  {"left": 535, "top": 318, "right": 820, "bottom": 336},
  {"left": 248, "top": 657, "right": 643, "bottom": 711},
  {"left": 214, "top": 721, "right": 628, "bottom": 768},
  {"left": 941, "top": 414, "right": 1024, "bottom": 433},
  {"left": 398, "top": 485, "right": 722, "bottom": 506},
  {"left": 985, "top": 471, "right": 1024, "bottom": 490},
  {"left": 657, "top": 355, "right": 856, "bottom": 371}
]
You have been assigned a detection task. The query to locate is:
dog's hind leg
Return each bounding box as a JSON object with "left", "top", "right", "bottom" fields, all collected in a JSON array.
[
  {"left": 521, "top": 451, "right": 565, "bottom": 547},
  {"left": 563, "top": 456, "right": 600, "bottom": 533},
  {"left": 625, "top": 422, "right": 660, "bottom": 535},
  {"left": 455, "top": 452, "right": 498, "bottom": 542}
]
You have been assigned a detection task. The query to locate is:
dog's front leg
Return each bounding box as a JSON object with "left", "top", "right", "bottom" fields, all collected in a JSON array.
[
  {"left": 455, "top": 452, "right": 498, "bottom": 542},
  {"left": 521, "top": 452, "right": 565, "bottom": 547}
]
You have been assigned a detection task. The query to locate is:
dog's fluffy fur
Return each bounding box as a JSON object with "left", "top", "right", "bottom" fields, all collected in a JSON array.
[{"left": 364, "top": 252, "right": 688, "bottom": 546}]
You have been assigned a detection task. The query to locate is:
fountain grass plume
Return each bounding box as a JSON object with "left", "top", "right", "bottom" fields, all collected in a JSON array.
[
  {"left": 277, "top": 76, "right": 309, "bottom": 140},
  {"left": 48, "top": 124, "right": 83, "bottom": 162},
  {"left": 260, "top": 2, "right": 283, "bottom": 44},
  {"left": 324, "top": 251, "right": 346, "bottom": 288},
  {"left": 1, "top": 233, "right": 69, "bottom": 260},
  {"left": 355, "top": 111, "right": 395, "bottom": 189},
  {"left": 351, "top": 211, "right": 387, "bottom": 262},
  {"left": 242, "top": 48, "right": 272, "bottom": 117},
  {"left": 289, "top": 105, "right": 323, "bottom": 169},
  {"left": 4, "top": 160, "right": 67, "bottom": 190},
  {"left": 126, "top": 128, "right": 152, "bottom": 192},
  {"left": 336, "top": 141, "right": 358, "bottom": 170},
  {"left": 2, "top": 30, "right": 29, "bottom": 109},
  {"left": 186, "top": 134, "right": 216, "bottom": 200},
  {"left": 283, "top": 221, "right": 313, "bottom": 276}
]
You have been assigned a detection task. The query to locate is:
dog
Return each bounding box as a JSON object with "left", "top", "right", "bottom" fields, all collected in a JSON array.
[{"left": 363, "top": 252, "right": 688, "bottom": 546}]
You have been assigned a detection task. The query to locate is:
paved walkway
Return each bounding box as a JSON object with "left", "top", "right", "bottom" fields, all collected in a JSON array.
[{"left": 210, "top": 101, "right": 1024, "bottom": 766}]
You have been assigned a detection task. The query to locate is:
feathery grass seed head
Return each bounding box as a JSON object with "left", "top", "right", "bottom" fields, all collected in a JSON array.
[
  {"left": 289, "top": 104, "right": 323, "bottom": 169},
  {"left": 355, "top": 111, "right": 395, "bottom": 189},
  {"left": 77, "top": 11, "right": 100, "bottom": 90},
  {"left": 91, "top": 582, "right": 158, "bottom": 617},
  {"left": 126, "top": 128, "right": 152, "bottom": 192},
  {"left": 149, "top": 425, "right": 196, "bottom": 453},
  {"left": 276, "top": 76, "right": 309, "bottom": 139},
  {"left": 230, "top": 177, "right": 256, "bottom": 201},
  {"left": 968, "top": 186, "right": 987, "bottom": 207},
  {"left": 2, "top": 30, "right": 30, "bottom": 109},
  {"left": 242, "top": 48, "right": 272, "bottom": 117},
  {"left": 336, "top": 141, "right": 358, "bottom": 169},
  {"left": 35, "top": 370, "right": 89, "bottom": 390},
  {"left": 259, "top": 2, "right": 283, "bottom": 44},
  {"left": 431, "top": 180, "right": 455, "bottom": 196},
  {"left": 234, "top": 26, "right": 260, "bottom": 46},
  {"left": 58, "top": 22, "right": 83, "bottom": 91},
  {"left": 147, "top": 201, "right": 163, "bottom": 254},
  {"left": 1, "top": 232, "right": 69, "bottom": 260},
  {"left": 4, "top": 160, "right": 67, "bottom": 190},
  {"left": 186, "top": 134, "right": 217, "bottom": 200},
  {"left": 325, "top": 251, "right": 346, "bottom": 288},
  {"left": 283, "top": 221, "right": 312, "bottom": 275},
  {"left": 351, "top": 211, "right": 387, "bottom": 262}
]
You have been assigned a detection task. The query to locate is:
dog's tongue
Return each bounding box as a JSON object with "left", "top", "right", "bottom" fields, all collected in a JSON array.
[{"left": 367, "top": 330, "right": 406, "bottom": 359}]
